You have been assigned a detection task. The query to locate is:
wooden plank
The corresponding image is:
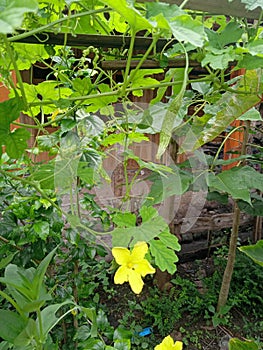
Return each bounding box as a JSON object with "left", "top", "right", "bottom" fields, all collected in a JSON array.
[
  {"left": 139, "top": 0, "right": 261, "bottom": 19},
  {"left": 175, "top": 212, "right": 253, "bottom": 233},
  {"left": 8, "top": 32, "right": 172, "bottom": 51},
  {"left": 101, "top": 58, "right": 201, "bottom": 70}
]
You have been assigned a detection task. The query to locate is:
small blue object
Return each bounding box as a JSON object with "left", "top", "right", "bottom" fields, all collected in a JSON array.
[{"left": 138, "top": 327, "right": 152, "bottom": 337}]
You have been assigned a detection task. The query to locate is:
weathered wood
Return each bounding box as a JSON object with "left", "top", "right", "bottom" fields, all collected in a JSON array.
[
  {"left": 139, "top": 0, "right": 261, "bottom": 19},
  {"left": 175, "top": 212, "right": 253, "bottom": 234},
  {"left": 101, "top": 58, "right": 201, "bottom": 70}
]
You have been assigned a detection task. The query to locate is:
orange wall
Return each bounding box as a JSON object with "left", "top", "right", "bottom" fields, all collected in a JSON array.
[{"left": 0, "top": 72, "right": 18, "bottom": 130}]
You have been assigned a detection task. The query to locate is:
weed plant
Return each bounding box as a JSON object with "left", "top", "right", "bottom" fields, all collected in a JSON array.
[{"left": 112, "top": 247, "right": 263, "bottom": 348}]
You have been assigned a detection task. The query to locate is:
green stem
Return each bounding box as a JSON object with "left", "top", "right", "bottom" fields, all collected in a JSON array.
[
  {"left": 13, "top": 103, "right": 81, "bottom": 129},
  {"left": 210, "top": 125, "right": 246, "bottom": 172},
  {"left": 122, "top": 134, "right": 130, "bottom": 204},
  {"left": 121, "top": 30, "right": 136, "bottom": 95},
  {"left": 3, "top": 36, "right": 28, "bottom": 108},
  {"left": 27, "top": 76, "right": 212, "bottom": 108},
  {"left": 37, "top": 308, "right": 44, "bottom": 349},
  {"left": 125, "top": 34, "right": 161, "bottom": 90},
  {"left": 7, "top": 8, "right": 111, "bottom": 43},
  {"left": 179, "top": 0, "right": 190, "bottom": 9}
]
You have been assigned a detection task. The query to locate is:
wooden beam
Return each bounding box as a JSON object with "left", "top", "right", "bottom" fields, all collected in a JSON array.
[
  {"left": 140, "top": 0, "right": 261, "bottom": 19},
  {"left": 101, "top": 58, "right": 202, "bottom": 70},
  {"left": 9, "top": 32, "right": 172, "bottom": 51}
]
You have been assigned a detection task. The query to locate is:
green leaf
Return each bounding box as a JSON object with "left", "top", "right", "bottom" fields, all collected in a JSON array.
[
  {"left": 247, "top": 39, "right": 263, "bottom": 55},
  {"left": 237, "top": 53, "right": 263, "bottom": 70},
  {"left": 0, "top": 310, "right": 26, "bottom": 343},
  {"left": 146, "top": 2, "right": 183, "bottom": 29},
  {"left": 157, "top": 52, "right": 188, "bottom": 158},
  {"left": 33, "top": 221, "right": 50, "bottom": 240},
  {"left": 150, "top": 68, "right": 183, "bottom": 105},
  {"left": 67, "top": 214, "right": 81, "bottom": 228},
  {"left": 229, "top": 337, "right": 259, "bottom": 350},
  {"left": 112, "top": 212, "right": 137, "bottom": 228},
  {"left": 158, "top": 231, "right": 181, "bottom": 251},
  {"left": 31, "top": 163, "right": 55, "bottom": 190},
  {"left": 102, "top": 132, "right": 148, "bottom": 147},
  {"left": 208, "top": 166, "right": 263, "bottom": 204},
  {"left": 113, "top": 339, "right": 131, "bottom": 350},
  {"left": 84, "top": 84, "right": 118, "bottom": 115},
  {"left": 13, "top": 43, "right": 50, "bottom": 70},
  {"left": 0, "top": 264, "right": 35, "bottom": 302},
  {"left": 113, "top": 327, "right": 132, "bottom": 341},
  {"left": 32, "top": 247, "right": 57, "bottom": 299},
  {"left": 101, "top": 0, "right": 152, "bottom": 32},
  {"left": 0, "top": 252, "right": 18, "bottom": 270},
  {"left": 205, "top": 21, "right": 244, "bottom": 50},
  {"left": 40, "top": 301, "right": 75, "bottom": 336},
  {"left": 111, "top": 206, "right": 169, "bottom": 247},
  {"left": 55, "top": 132, "right": 81, "bottom": 193},
  {"left": 0, "top": 341, "right": 11, "bottom": 350},
  {"left": 149, "top": 239, "right": 179, "bottom": 274},
  {"left": 76, "top": 110, "right": 105, "bottom": 138},
  {"left": 202, "top": 47, "right": 237, "bottom": 70},
  {"left": 238, "top": 107, "right": 262, "bottom": 121},
  {"left": 191, "top": 70, "right": 262, "bottom": 150},
  {"left": 0, "top": 98, "right": 22, "bottom": 126},
  {"left": 130, "top": 69, "right": 163, "bottom": 97},
  {"left": 13, "top": 319, "right": 37, "bottom": 347},
  {"left": 81, "top": 307, "right": 98, "bottom": 338},
  {"left": 239, "top": 240, "right": 263, "bottom": 267},
  {"left": 5, "top": 128, "right": 31, "bottom": 159},
  {"left": 144, "top": 166, "right": 192, "bottom": 206},
  {"left": 135, "top": 101, "right": 186, "bottom": 134},
  {"left": 238, "top": 196, "right": 263, "bottom": 216},
  {"left": 77, "top": 162, "right": 97, "bottom": 185},
  {"left": 72, "top": 77, "right": 93, "bottom": 97},
  {"left": 10, "top": 82, "right": 72, "bottom": 116},
  {"left": 0, "top": 0, "right": 38, "bottom": 33},
  {"left": 241, "top": 0, "right": 263, "bottom": 11},
  {"left": 169, "top": 15, "right": 207, "bottom": 47}
]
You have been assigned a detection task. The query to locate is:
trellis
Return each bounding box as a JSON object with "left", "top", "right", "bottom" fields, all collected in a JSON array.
[{"left": 2, "top": 0, "right": 262, "bottom": 243}]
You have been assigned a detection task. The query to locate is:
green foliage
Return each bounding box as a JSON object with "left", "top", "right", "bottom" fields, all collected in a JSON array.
[
  {"left": 0, "top": 248, "right": 75, "bottom": 348},
  {"left": 208, "top": 165, "right": 263, "bottom": 204},
  {"left": 239, "top": 240, "right": 263, "bottom": 267},
  {"left": 229, "top": 338, "right": 259, "bottom": 350},
  {"left": 0, "top": 0, "right": 38, "bottom": 34},
  {"left": 0, "top": 1, "right": 262, "bottom": 349}
]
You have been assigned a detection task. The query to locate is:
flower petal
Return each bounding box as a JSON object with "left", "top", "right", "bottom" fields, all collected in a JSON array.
[
  {"left": 174, "top": 341, "right": 183, "bottom": 350},
  {"left": 112, "top": 247, "right": 130, "bottom": 265},
  {"left": 128, "top": 269, "right": 144, "bottom": 294},
  {"left": 114, "top": 266, "right": 129, "bottom": 284},
  {"left": 131, "top": 241, "right": 148, "bottom": 262},
  {"left": 135, "top": 259, "right": 155, "bottom": 277},
  {"left": 154, "top": 336, "right": 183, "bottom": 350}
]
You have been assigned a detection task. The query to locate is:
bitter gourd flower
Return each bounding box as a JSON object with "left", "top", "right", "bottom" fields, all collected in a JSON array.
[
  {"left": 112, "top": 241, "right": 155, "bottom": 294},
  {"left": 154, "top": 335, "right": 183, "bottom": 350}
]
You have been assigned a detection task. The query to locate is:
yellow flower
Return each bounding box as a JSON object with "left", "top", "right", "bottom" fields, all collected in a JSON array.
[
  {"left": 154, "top": 336, "right": 183, "bottom": 350},
  {"left": 112, "top": 241, "right": 155, "bottom": 294}
]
